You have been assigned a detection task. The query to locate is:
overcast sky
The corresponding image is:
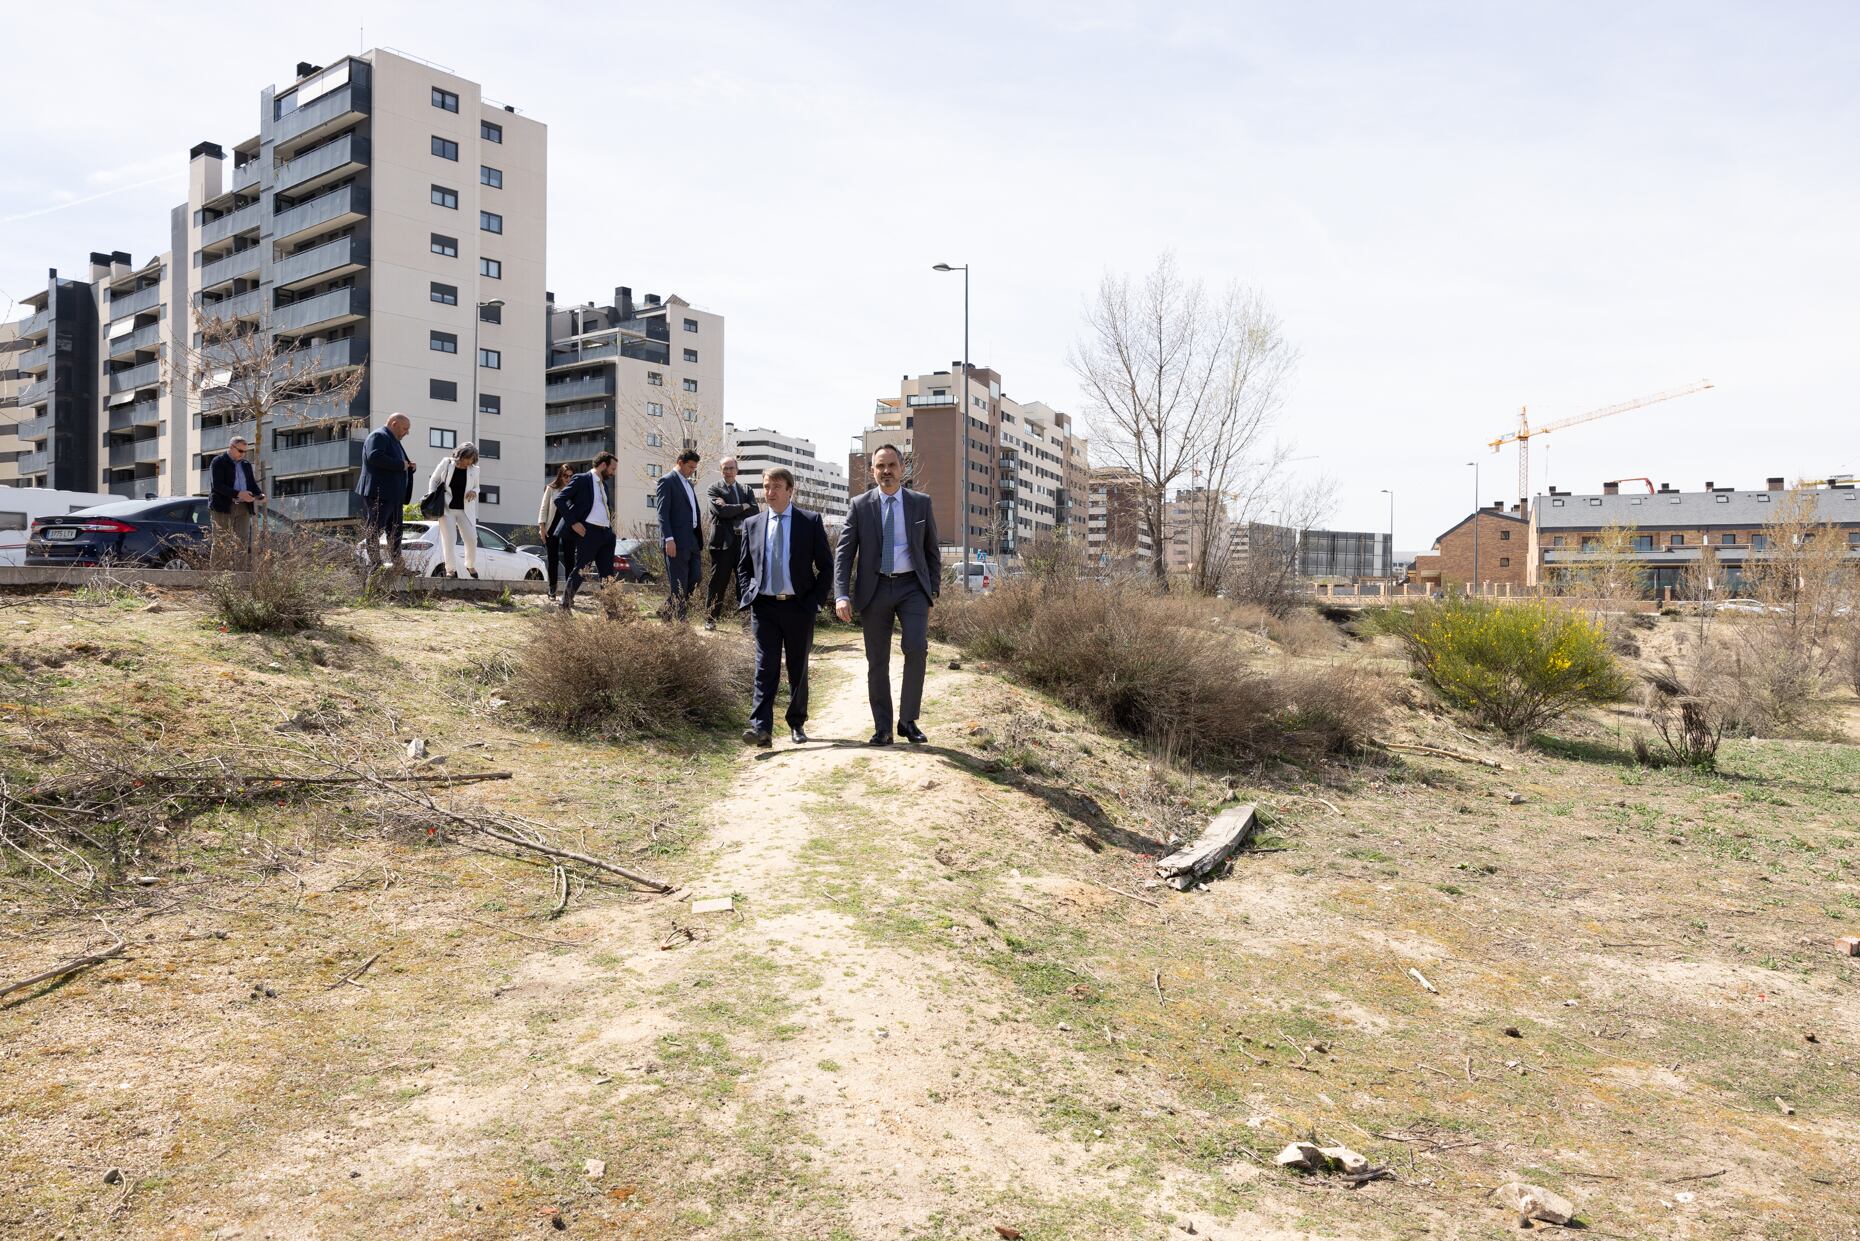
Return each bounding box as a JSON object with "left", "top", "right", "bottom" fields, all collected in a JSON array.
[{"left": 4, "top": 1, "right": 1854, "bottom": 547}]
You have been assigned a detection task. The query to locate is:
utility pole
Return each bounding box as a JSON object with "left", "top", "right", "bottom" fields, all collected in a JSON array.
[{"left": 932, "top": 263, "right": 971, "bottom": 589}]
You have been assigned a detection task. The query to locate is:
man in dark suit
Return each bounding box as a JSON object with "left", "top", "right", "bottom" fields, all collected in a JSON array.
[
  {"left": 704, "top": 455, "right": 758, "bottom": 631},
  {"left": 208, "top": 435, "right": 265, "bottom": 568},
  {"left": 834, "top": 443, "right": 941, "bottom": 745},
  {"left": 554, "top": 451, "right": 619, "bottom": 612},
  {"left": 656, "top": 448, "right": 705, "bottom": 621},
  {"left": 355, "top": 413, "right": 417, "bottom": 568},
  {"left": 736, "top": 467, "right": 834, "bottom": 747}
]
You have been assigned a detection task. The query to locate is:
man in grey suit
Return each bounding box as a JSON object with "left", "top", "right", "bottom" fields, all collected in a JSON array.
[{"left": 834, "top": 443, "right": 941, "bottom": 746}]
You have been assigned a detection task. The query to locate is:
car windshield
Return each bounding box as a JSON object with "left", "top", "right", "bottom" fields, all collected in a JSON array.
[
  {"left": 476, "top": 527, "right": 512, "bottom": 551},
  {"left": 65, "top": 500, "right": 157, "bottom": 517}
]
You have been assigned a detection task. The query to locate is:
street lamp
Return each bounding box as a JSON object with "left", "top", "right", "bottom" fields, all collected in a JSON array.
[
  {"left": 471, "top": 298, "right": 505, "bottom": 446},
  {"left": 932, "top": 262, "right": 971, "bottom": 590},
  {"left": 1379, "top": 487, "right": 1394, "bottom": 595},
  {"left": 1466, "top": 460, "right": 1479, "bottom": 596}
]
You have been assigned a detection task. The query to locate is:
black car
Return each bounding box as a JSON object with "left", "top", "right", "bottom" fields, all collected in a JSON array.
[
  {"left": 26, "top": 498, "right": 299, "bottom": 568},
  {"left": 612, "top": 537, "right": 659, "bottom": 582}
]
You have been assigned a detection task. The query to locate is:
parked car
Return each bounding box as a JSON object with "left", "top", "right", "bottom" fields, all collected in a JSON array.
[
  {"left": 0, "top": 485, "right": 116, "bottom": 566},
  {"left": 947, "top": 561, "right": 992, "bottom": 592},
  {"left": 359, "top": 520, "right": 545, "bottom": 581},
  {"left": 26, "top": 498, "right": 304, "bottom": 568},
  {"left": 612, "top": 537, "right": 659, "bottom": 583}
]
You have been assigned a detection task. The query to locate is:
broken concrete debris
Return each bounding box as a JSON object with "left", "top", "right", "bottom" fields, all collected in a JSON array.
[
  {"left": 1836, "top": 936, "right": 1859, "bottom": 957},
  {"left": 690, "top": 896, "right": 734, "bottom": 915},
  {"left": 1492, "top": 1182, "right": 1576, "bottom": 1225},
  {"left": 1274, "top": 1142, "right": 1371, "bottom": 1176},
  {"left": 1154, "top": 804, "right": 1256, "bottom": 890}
]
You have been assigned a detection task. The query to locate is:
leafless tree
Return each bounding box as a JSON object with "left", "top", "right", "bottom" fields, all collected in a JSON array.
[
  {"left": 1225, "top": 476, "right": 1337, "bottom": 613},
  {"left": 1072, "top": 253, "right": 1297, "bottom": 592}
]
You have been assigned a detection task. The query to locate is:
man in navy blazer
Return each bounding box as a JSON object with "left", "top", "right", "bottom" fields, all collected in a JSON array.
[
  {"left": 355, "top": 413, "right": 417, "bottom": 568},
  {"left": 736, "top": 467, "right": 833, "bottom": 746},
  {"left": 833, "top": 443, "right": 941, "bottom": 745},
  {"left": 656, "top": 447, "right": 705, "bottom": 621},
  {"left": 207, "top": 435, "right": 265, "bottom": 568},
  {"left": 554, "top": 451, "right": 619, "bottom": 612}
]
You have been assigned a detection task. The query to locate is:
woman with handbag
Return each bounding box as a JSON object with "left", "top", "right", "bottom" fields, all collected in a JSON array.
[
  {"left": 537, "top": 462, "right": 574, "bottom": 601},
  {"left": 426, "top": 444, "right": 481, "bottom": 578}
]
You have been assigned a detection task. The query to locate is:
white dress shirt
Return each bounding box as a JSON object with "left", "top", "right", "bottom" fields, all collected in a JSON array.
[
  {"left": 586, "top": 472, "right": 612, "bottom": 528},
  {"left": 678, "top": 472, "right": 700, "bottom": 528}
]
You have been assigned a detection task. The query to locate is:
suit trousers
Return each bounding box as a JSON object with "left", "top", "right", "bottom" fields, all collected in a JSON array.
[
  {"left": 861, "top": 574, "right": 930, "bottom": 733},
  {"left": 437, "top": 509, "right": 478, "bottom": 575},
  {"left": 748, "top": 597, "right": 815, "bottom": 732},
  {"left": 665, "top": 543, "right": 703, "bottom": 618},
  {"left": 543, "top": 533, "right": 567, "bottom": 597},
  {"left": 705, "top": 543, "right": 739, "bottom": 621},
  {"left": 361, "top": 496, "right": 404, "bottom": 566},
  {"left": 210, "top": 506, "right": 251, "bottom": 569},
  {"left": 562, "top": 525, "right": 615, "bottom": 609}
]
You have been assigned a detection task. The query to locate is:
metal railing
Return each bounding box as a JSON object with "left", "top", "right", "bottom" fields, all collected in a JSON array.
[
  {"left": 274, "top": 133, "right": 369, "bottom": 193},
  {"left": 107, "top": 401, "right": 161, "bottom": 432},
  {"left": 197, "top": 246, "right": 261, "bottom": 289},
  {"left": 106, "top": 322, "right": 162, "bottom": 358},
  {"left": 273, "top": 84, "right": 363, "bottom": 144},
  {"left": 271, "top": 286, "right": 362, "bottom": 333},
  {"left": 906, "top": 394, "right": 957, "bottom": 407},
  {"left": 108, "top": 283, "right": 162, "bottom": 318},
  {"left": 108, "top": 478, "right": 159, "bottom": 500},
  {"left": 273, "top": 235, "right": 364, "bottom": 287},
  {"left": 545, "top": 373, "right": 615, "bottom": 403},
  {"left": 200, "top": 202, "right": 261, "bottom": 247},
  {"left": 107, "top": 439, "right": 163, "bottom": 467},
  {"left": 17, "top": 413, "right": 51, "bottom": 442},
  {"left": 19, "top": 308, "right": 52, "bottom": 337},
  {"left": 544, "top": 405, "right": 613, "bottom": 436},
  {"left": 19, "top": 342, "right": 52, "bottom": 372},
  {"left": 19, "top": 450, "right": 48, "bottom": 476},
  {"left": 266, "top": 436, "right": 366, "bottom": 476},
  {"left": 544, "top": 435, "right": 611, "bottom": 462},
  {"left": 294, "top": 338, "right": 362, "bottom": 374},
  {"left": 274, "top": 489, "right": 362, "bottom": 522},
  {"left": 197, "top": 289, "right": 264, "bottom": 322},
  {"left": 19, "top": 377, "right": 54, "bottom": 406},
  {"left": 107, "top": 360, "right": 161, "bottom": 394},
  {"left": 273, "top": 184, "right": 368, "bottom": 243}
]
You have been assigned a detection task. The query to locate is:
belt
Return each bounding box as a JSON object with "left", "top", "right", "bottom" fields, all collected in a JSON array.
[
  {"left": 879, "top": 571, "right": 916, "bottom": 579},
  {"left": 762, "top": 592, "right": 796, "bottom": 601}
]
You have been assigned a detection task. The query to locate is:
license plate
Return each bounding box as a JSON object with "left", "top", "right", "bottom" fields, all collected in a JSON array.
[{"left": 43, "top": 528, "right": 79, "bottom": 541}]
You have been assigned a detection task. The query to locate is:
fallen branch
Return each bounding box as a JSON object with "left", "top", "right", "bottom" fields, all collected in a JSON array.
[
  {"left": 1153, "top": 969, "right": 1166, "bottom": 1005},
  {"left": 325, "top": 950, "right": 384, "bottom": 991},
  {"left": 0, "top": 936, "right": 127, "bottom": 1001},
  {"left": 1080, "top": 877, "right": 1162, "bottom": 908},
  {"left": 1154, "top": 803, "right": 1256, "bottom": 890},
  {"left": 1373, "top": 741, "right": 1507, "bottom": 770}
]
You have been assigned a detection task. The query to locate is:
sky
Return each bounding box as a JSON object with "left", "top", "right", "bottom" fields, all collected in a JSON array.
[{"left": 4, "top": 1, "right": 1855, "bottom": 549}]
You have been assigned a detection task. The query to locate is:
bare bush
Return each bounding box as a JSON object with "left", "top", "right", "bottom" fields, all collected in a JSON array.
[
  {"left": 1642, "top": 657, "right": 1724, "bottom": 769},
  {"left": 207, "top": 531, "right": 361, "bottom": 633},
  {"left": 936, "top": 578, "right": 1386, "bottom": 765},
  {"left": 511, "top": 604, "right": 750, "bottom": 738}
]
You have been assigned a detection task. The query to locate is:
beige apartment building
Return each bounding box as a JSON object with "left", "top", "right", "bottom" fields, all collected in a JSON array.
[
  {"left": 9, "top": 49, "right": 549, "bottom": 530},
  {"left": 858, "top": 364, "right": 1087, "bottom": 560},
  {"left": 0, "top": 320, "right": 22, "bottom": 483},
  {"left": 725, "top": 424, "right": 848, "bottom": 525},
  {"left": 1165, "top": 486, "right": 1230, "bottom": 575},
  {"left": 544, "top": 289, "right": 726, "bottom": 537},
  {"left": 1086, "top": 465, "right": 1152, "bottom": 569}
]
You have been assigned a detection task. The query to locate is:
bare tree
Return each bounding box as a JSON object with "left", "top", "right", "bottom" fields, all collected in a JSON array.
[
  {"left": 1072, "top": 253, "right": 1297, "bottom": 592},
  {"left": 1224, "top": 476, "right": 1337, "bottom": 614},
  {"left": 1557, "top": 521, "right": 1645, "bottom": 627}
]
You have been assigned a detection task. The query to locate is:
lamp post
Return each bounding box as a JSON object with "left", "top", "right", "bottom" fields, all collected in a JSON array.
[
  {"left": 932, "top": 262, "right": 970, "bottom": 590},
  {"left": 1379, "top": 487, "right": 1394, "bottom": 596},
  {"left": 1466, "top": 460, "right": 1479, "bottom": 596},
  {"left": 471, "top": 298, "right": 505, "bottom": 446}
]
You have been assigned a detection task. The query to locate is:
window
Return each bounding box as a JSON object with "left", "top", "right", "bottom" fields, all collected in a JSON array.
[
  {"left": 683, "top": 407, "right": 698, "bottom": 423},
  {"left": 647, "top": 371, "right": 663, "bottom": 386},
  {"left": 1721, "top": 533, "right": 1737, "bottom": 546},
  {"left": 431, "top": 184, "right": 459, "bottom": 209},
  {"left": 646, "top": 432, "right": 663, "bottom": 448},
  {"left": 1499, "top": 529, "right": 1511, "bottom": 541},
  {"left": 430, "top": 281, "right": 458, "bottom": 305},
  {"left": 478, "top": 302, "right": 501, "bottom": 324},
  {"left": 432, "top": 135, "right": 459, "bottom": 161},
  {"left": 1757, "top": 494, "right": 1771, "bottom": 502},
  {"left": 479, "top": 485, "right": 500, "bottom": 505},
  {"left": 430, "top": 331, "right": 458, "bottom": 354},
  {"left": 429, "top": 379, "right": 457, "bottom": 402},
  {"left": 432, "top": 87, "right": 459, "bottom": 112},
  {"left": 683, "top": 318, "right": 698, "bottom": 333},
  {"left": 646, "top": 463, "right": 662, "bottom": 477},
  {"left": 479, "top": 210, "right": 502, "bottom": 234},
  {"left": 478, "top": 347, "right": 501, "bottom": 369},
  {"left": 644, "top": 495, "right": 656, "bottom": 510},
  {"left": 1715, "top": 494, "right": 1730, "bottom": 503},
  {"left": 1633, "top": 535, "right": 1653, "bottom": 552},
  {"left": 1849, "top": 532, "right": 1860, "bottom": 547},
  {"left": 478, "top": 393, "right": 500, "bottom": 416},
  {"left": 1751, "top": 534, "right": 1770, "bottom": 550},
  {"left": 481, "top": 120, "right": 502, "bottom": 143},
  {"left": 683, "top": 348, "right": 697, "bottom": 363},
  {"left": 431, "top": 233, "right": 458, "bottom": 257},
  {"left": 1580, "top": 537, "right": 1599, "bottom": 551},
  {"left": 1499, "top": 557, "right": 1511, "bottom": 568},
  {"left": 479, "top": 257, "right": 501, "bottom": 279},
  {"left": 646, "top": 401, "right": 663, "bottom": 418},
  {"left": 480, "top": 165, "right": 502, "bottom": 188},
  {"left": 1669, "top": 533, "right": 1685, "bottom": 546},
  {"left": 430, "top": 427, "right": 456, "bottom": 449},
  {"left": 478, "top": 438, "right": 501, "bottom": 459},
  {"left": 1551, "top": 535, "right": 1565, "bottom": 547}
]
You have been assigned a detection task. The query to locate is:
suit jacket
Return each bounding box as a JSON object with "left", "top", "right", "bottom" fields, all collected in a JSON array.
[
  {"left": 428, "top": 457, "right": 481, "bottom": 523},
  {"left": 834, "top": 486, "right": 940, "bottom": 610},
  {"left": 209, "top": 451, "right": 264, "bottom": 514},
  {"left": 737, "top": 505, "right": 833, "bottom": 611},
  {"left": 707, "top": 479, "right": 758, "bottom": 550},
  {"left": 354, "top": 426, "right": 411, "bottom": 505},
  {"left": 553, "top": 470, "right": 611, "bottom": 530},
  {"left": 656, "top": 470, "right": 704, "bottom": 553}
]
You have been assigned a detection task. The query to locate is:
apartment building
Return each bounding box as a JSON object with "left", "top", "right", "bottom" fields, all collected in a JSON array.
[
  {"left": 1165, "top": 487, "right": 1229, "bottom": 575},
  {"left": 725, "top": 424, "right": 848, "bottom": 524},
  {"left": 0, "top": 319, "right": 23, "bottom": 483},
  {"left": 859, "top": 364, "right": 1087, "bottom": 559},
  {"left": 545, "top": 288, "right": 725, "bottom": 536},
  {"left": 1407, "top": 504, "right": 1531, "bottom": 593},
  {"left": 1086, "top": 465, "right": 1152, "bottom": 569},
  {"left": 8, "top": 50, "right": 549, "bottom": 529}
]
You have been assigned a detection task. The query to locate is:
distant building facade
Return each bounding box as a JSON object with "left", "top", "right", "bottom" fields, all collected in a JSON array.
[
  {"left": 726, "top": 423, "right": 848, "bottom": 525},
  {"left": 1087, "top": 465, "right": 1151, "bottom": 568}
]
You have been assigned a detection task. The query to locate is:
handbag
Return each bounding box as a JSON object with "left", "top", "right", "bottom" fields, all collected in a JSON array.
[{"left": 419, "top": 465, "right": 448, "bottom": 518}]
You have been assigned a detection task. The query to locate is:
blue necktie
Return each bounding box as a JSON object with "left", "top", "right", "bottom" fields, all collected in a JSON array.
[
  {"left": 881, "top": 496, "right": 896, "bottom": 574},
  {"left": 767, "top": 513, "right": 788, "bottom": 595}
]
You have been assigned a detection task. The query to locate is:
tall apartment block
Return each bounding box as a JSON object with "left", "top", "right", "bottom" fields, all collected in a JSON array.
[
  {"left": 545, "top": 288, "right": 725, "bottom": 535},
  {"left": 858, "top": 365, "right": 1088, "bottom": 558},
  {"left": 724, "top": 424, "right": 849, "bottom": 524},
  {"left": 6, "top": 50, "right": 548, "bottom": 528},
  {"left": 0, "top": 318, "right": 24, "bottom": 483},
  {"left": 1086, "top": 465, "right": 1152, "bottom": 568}
]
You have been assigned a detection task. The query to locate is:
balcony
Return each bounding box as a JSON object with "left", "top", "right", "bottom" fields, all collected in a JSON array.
[
  {"left": 267, "top": 436, "right": 366, "bottom": 477},
  {"left": 273, "top": 83, "right": 367, "bottom": 145},
  {"left": 550, "top": 341, "right": 620, "bottom": 366},
  {"left": 545, "top": 436, "right": 611, "bottom": 463},
  {"left": 107, "top": 401, "right": 162, "bottom": 432},
  {"left": 274, "top": 489, "right": 362, "bottom": 522},
  {"left": 106, "top": 322, "right": 162, "bottom": 359},
  {"left": 19, "top": 307, "right": 52, "bottom": 338},
  {"left": 198, "top": 288, "right": 263, "bottom": 323},
  {"left": 17, "top": 413, "right": 51, "bottom": 442},
  {"left": 19, "top": 342, "right": 52, "bottom": 372},
  {"left": 197, "top": 246, "right": 262, "bottom": 291},
  {"left": 20, "top": 450, "right": 49, "bottom": 476},
  {"left": 109, "top": 283, "right": 162, "bottom": 318},
  {"left": 906, "top": 394, "right": 957, "bottom": 408},
  {"left": 20, "top": 377, "right": 54, "bottom": 406},
  {"left": 272, "top": 286, "right": 364, "bottom": 334},
  {"left": 274, "top": 132, "right": 369, "bottom": 195},
  {"left": 193, "top": 418, "right": 256, "bottom": 451},
  {"left": 545, "top": 373, "right": 615, "bottom": 403},
  {"left": 200, "top": 202, "right": 261, "bottom": 247},
  {"left": 109, "top": 478, "right": 160, "bottom": 500},
  {"left": 107, "top": 439, "right": 163, "bottom": 468},
  {"left": 273, "top": 235, "right": 366, "bottom": 289},
  {"left": 545, "top": 406, "right": 613, "bottom": 436},
  {"left": 274, "top": 183, "right": 368, "bottom": 244},
  {"left": 293, "top": 338, "right": 363, "bottom": 374},
  {"left": 231, "top": 158, "right": 262, "bottom": 193},
  {"left": 107, "top": 360, "right": 162, "bottom": 394}
]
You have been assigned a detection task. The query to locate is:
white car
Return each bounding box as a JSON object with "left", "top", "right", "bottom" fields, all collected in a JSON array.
[{"left": 360, "top": 520, "right": 546, "bottom": 581}]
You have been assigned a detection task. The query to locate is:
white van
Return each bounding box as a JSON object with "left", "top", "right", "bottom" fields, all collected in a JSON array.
[{"left": 0, "top": 485, "right": 116, "bottom": 566}]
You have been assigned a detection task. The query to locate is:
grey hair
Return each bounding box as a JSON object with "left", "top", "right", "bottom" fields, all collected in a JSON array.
[{"left": 455, "top": 442, "right": 479, "bottom": 463}]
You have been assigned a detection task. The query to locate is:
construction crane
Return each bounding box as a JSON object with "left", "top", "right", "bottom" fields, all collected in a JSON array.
[
  {"left": 1605, "top": 476, "right": 1656, "bottom": 494},
  {"left": 1488, "top": 381, "right": 1714, "bottom": 506}
]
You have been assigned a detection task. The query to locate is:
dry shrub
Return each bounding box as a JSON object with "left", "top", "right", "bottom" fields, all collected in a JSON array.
[
  {"left": 936, "top": 578, "right": 1384, "bottom": 765},
  {"left": 1642, "top": 657, "right": 1723, "bottom": 769},
  {"left": 207, "top": 531, "right": 360, "bottom": 633},
  {"left": 511, "top": 603, "right": 750, "bottom": 738}
]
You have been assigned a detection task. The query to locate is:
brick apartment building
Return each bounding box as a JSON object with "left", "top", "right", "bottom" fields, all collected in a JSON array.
[
  {"left": 1086, "top": 465, "right": 1150, "bottom": 569},
  {"left": 1407, "top": 503, "right": 1532, "bottom": 592}
]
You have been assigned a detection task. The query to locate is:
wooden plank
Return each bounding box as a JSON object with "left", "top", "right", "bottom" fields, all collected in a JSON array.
[{"left": 1154, "top": 803, "right": 1257, "bottom": 890}]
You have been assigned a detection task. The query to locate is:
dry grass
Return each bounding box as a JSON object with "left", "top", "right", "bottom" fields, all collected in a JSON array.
[{"left": 206, "top": 530, "right": 362, "bottom": 633}]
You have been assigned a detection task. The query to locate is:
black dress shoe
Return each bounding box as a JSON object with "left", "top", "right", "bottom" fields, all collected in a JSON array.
[
  {"left": 868, "top": 731, "right": 893, "bottom": 747},
  {"left": 790, "top": 726, "right": 809, "bottom": 744},
  {"left": 742, "top": 727, "right": 772, "bottom": 748},
  {"left": 898, "top": 721, "right": 928, "bottom": 745}
]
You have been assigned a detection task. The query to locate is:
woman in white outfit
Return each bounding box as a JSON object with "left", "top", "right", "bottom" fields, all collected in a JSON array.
[{"left": 428, "top": 444, "right": 481, "bottom": 578}]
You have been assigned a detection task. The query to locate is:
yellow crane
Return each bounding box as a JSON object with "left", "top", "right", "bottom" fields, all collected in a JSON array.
[{"left": 1489, "top": 380, "right": 1714, "bottom": 506}]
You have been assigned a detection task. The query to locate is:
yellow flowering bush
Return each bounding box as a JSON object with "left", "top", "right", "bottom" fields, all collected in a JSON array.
[{"left": 1375, "top": 596, "right": 1627, "bottom": 746}]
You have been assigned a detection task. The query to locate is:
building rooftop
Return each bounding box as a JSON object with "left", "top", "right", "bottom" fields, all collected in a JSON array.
[{"left": 1537, "top": 486, "right": 1860, "bottom": 528}]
